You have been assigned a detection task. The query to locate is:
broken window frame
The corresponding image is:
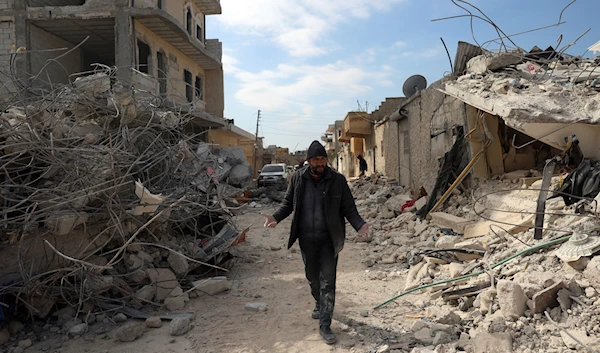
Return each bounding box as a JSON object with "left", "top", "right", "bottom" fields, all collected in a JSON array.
[
  {"left": 184, "top": 69, "right": 193, "bottom": 103},
  {"left": 186, "top": 6, "right": 193, "bottom": 36},
  {"left": 136, "top": 39, "right": 151, "bottom": 75}
]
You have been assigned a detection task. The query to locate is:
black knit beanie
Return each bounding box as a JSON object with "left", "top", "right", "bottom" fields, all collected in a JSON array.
[{"left": 306, "top": 141, "right": 327, "bottom": 160}]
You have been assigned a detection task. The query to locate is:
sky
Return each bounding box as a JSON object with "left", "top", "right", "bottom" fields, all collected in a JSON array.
[{"left": 207, "top": 0, "right": 600, "bottom": 152}]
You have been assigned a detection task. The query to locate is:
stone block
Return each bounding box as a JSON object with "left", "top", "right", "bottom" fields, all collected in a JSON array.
[
  {"left": 192, "top": 276, "right": 230, "bottom": 296},
  {"left": 429, "top": 212, "right": 474, "bottom": 234},
  {"left": 145, "top": 268, "right": 179, "bottom": 302},
  {"left": 467, "top": 53, "right": 523, "bottom": 74},
  {"left": 497, "top": 280, "right": 527, "bottom": 320},
  {"left": 244, "top": 302, "right": 268, "bottom": 312}
]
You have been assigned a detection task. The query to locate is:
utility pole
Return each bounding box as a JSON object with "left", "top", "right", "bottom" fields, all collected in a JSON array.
[{"left": 253, "top": 110, "right": 261, "bottom": 178}]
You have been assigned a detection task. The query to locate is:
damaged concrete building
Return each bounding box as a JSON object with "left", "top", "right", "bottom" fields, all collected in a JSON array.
[
  {"left": 325, "top": 41, "right": 600, "bottom": 209},
  {"left": 0, "top": 0, "right": 224, "bottom": 128}
]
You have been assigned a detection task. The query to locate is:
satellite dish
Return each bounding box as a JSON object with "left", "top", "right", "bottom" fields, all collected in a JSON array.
[{"left": 402, "top": 74, "right": 427, "bottom": 97}]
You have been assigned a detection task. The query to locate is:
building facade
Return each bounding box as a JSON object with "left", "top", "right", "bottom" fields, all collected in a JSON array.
[{"left": 0, "top": 0, "right": 224, "bottom": 126}]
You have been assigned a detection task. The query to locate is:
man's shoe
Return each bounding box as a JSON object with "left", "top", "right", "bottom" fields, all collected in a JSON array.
[
  {"left": 311, "top": 307, "right": 320, "bottom": 319},
  {"left": 319, "top": 325, "right": 337, "bottom": 344}
]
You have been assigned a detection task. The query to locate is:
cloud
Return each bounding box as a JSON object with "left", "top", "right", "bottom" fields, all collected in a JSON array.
[
  {"left": 225, "top": 55, "right": 391, "bottom": 114},
  {"left": 217, "top": 0, "right": 407, "bottom": 57},
  {"left": 394, "top": 40, "right": 408, "bottom": 48},
  {"left": 399, "top": 46, "right": 442, "bottom": 58}
]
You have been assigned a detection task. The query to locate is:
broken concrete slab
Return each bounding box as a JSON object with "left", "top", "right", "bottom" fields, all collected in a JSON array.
[
  {"left": 532, "top": 281, "right": 565, "bottom": 313},
  {"left": 429, "top": 212, "right": 474, "bottom": 234},
  {"left": 467, "top": 52, "right": 523, "bottom": 74}
]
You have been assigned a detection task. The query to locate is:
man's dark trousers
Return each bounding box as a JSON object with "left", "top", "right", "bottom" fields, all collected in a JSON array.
[{"left": 299, "top": 236, "right": 338, "bottom": 327}]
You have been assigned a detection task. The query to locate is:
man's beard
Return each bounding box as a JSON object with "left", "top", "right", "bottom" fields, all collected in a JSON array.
[{"left": 310, "top": 165, "right": 325, "bottom": 176}]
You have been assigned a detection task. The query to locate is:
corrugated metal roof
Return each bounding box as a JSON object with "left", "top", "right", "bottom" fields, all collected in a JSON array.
[{"left": 453, "top": 41, "right": 483, "bottom": 76}]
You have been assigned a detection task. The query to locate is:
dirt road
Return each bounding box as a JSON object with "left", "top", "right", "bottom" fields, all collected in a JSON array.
[{"left": 50, "top": 207, "right": 415, "bottom": 353}]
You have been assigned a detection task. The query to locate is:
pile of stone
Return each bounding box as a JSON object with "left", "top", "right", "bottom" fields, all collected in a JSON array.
[
  {"left": 0, "top": 69, "right": 252, "bottom": 349},
  {"left": 353, "top": 172, "right": 600, "bottom": 352}
]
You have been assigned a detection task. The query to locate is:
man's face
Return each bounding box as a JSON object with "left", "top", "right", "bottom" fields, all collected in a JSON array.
[{"left": 308, "top": 156, "right": 327, "bottom": 175}]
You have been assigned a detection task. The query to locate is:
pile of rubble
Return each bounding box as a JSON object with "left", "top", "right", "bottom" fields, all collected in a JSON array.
[
  {"left": 0, "top": 68, "right": 254, "bottom": 349},
  {"left": 350, "top": 171, "right": 600, "bottom": 353},
  {"left": 445, "top": 49, "right": 600, "bottom": 128}
]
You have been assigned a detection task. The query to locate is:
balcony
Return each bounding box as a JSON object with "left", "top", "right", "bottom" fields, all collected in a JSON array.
[
  {"left": 321, "top": 133, "right": 333, "bottom": 143},
  {"left": 130, "top": 7, "right": 221, "bottom": 69},
  {"left": 193, "top": 0, "right": 222, "bottom": 15},
  {"left": 343, "top": 112, "right": 373, "bottom": 138}
]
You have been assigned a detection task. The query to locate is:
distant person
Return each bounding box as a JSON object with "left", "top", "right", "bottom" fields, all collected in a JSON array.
[
  {"left": 357, "top": 155, "right": 368, "bottom": 177},
  {"left": 260, "top": 141, "right": 369, "bottom": 345},
  {"left": 298, "top": 160, "right": 305, "bottom": 169}
]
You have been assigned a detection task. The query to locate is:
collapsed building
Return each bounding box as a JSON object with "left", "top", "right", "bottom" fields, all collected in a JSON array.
[{"left": 0, "top": 0, "right": 268, "bottom": 331}]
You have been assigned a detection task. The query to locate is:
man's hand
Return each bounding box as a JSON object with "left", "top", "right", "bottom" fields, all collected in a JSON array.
[
  {"left": 261, "top": 213, "right": 278, "bottom": 228},
  {"left": 357, "top": 223, "right": 370, "bottom": 238}
]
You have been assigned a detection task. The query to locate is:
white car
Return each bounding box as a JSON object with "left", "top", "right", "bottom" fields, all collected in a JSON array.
[{"left": 258, "top": 163, "right": 289, "bottom": 186}]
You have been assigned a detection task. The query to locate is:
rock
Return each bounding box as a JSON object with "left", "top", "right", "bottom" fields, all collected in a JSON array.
[
  {"left": 18, "top": 339, "right": 33, "bottom": 348},
  {"left": 14, "top": 347, "right": 24, "bottom": 353},
  {"left": 192, "top": 276, "right": 230, "bottom": 296},
  {"left": 167, "top": 252, "right": 189, "bottom": 276},
  {"left": 127, "top": 270, "right": 147, "bottom": 284},
  {"left": 448, "top": 263, "right": 465, "bottom": 278},
  {"left": 229, "top": 164, "right": 252, "bottom": 186},
  {"left": 360, "top": 311, "right": 369, "bottom": 317},
  {"left": 244, "top": 302, "right": 268, "bottom": 312},
  {"left": 68, "top": 323, "right": 88, "bottom": 337},
  {"left": 146, "top": 268, "right": 179, "bottom": 301},
  {"left": 164, "top": 296, "right": 186, "bottom": 311},
  {"left": 497, "top": 280, "right": 527, "bottom": 319},
  {"left": 0, "top": 330, "right": 9, "bottom": 345},
  {"left": 126, "top": 254, "right": 143, "bottom": 270},
  {"left": 433, "top": 331, "right": 455, "bottom": 345},
  {"left": 9, "top": 321, "right": 24, "bottom": 334},
  {"left": 585, "top": 287, "right": 596, "bottom": 298},
  {"left": 414, "top": 328, "right": 433, "bottom": 344},
  {"left": 436, "top": 310, "right": 461, "bottom": 325},
  {"left": 410, "top": 320, "right": 428, "bottom": 332},
  {"left": 473, "top": 332, "right": 512, "bottom": 353},
  {"left": 145, "top": 317, "right": 162, "bottom": 328},
  {"left": 114, "top": 323, "right": 145, "bottom": 342},
  {"left": 113, "top": 313, "right": 128, "bottom": 323},
  {"left": 27, "top": 296, "right": 56, "bottom": 319},
  {"left": 169, "top": 317, "right": 191, "bottom": 336},
  {"left": 135, "top": 284, "right": 155, "bottom": 302}
]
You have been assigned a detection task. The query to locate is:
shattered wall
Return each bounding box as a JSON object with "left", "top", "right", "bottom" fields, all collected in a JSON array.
[
  {"left": 398, "top": 118, "right": 410, "bottom": 186},
  {"left": 404, "top": 79, "right": 467, "bottom": 193},
  {"left": 30, "top": 24, "right": 83, "bottom": 87}
]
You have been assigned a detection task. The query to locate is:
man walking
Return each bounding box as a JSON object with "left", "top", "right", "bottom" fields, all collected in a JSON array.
[
  {"left": 261, "top": 141, "right": 369, "bottom": 344},
  {"left": 357, "top": 154, "right": 368, "bottom": 178}
]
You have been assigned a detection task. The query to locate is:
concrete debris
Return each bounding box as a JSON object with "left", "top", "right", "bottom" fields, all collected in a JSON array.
[
  {"left": 467, "top": 52, "right": 524, "bottom": 74},
  {"left": 496, "top": 280, "right": 527, "bottom": 320},
  {"left": 169, "top": 317, "right": 191, "bottom": 336},
  {"left": 114, "top": 323, "right": 145, "bottom": 342},
  {"left": 244, "top": 302, "right": 268, "bottom": 312}
]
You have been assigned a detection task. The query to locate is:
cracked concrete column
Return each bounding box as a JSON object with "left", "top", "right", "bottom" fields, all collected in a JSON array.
[
  {"left": 13, "top": 0, "right": 30, "bottom": 86},
  {"left": 115, "top": 0, "right": 133, "bottom": 83}
]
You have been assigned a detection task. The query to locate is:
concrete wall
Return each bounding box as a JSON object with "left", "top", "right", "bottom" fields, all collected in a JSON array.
[
  {"left": 398, "top": 119, "right": 410, "bottom": 186},
  {"left": 135, "top": 21, "right": 207, "bottom": 108},
  {"left": 0, "top": 20, "right": 13, "bottom": 103},
  {"left": 0, "top": 0, "right": 12, "bottom": 9},
  {"left": 206, "top": 128, "right": 253, "bottom": 165},
  {"left": 164, "top": 0, "right": 205, "bottom": 43},
  {"left": 403, "top": 79, "right": 467, "bottom": 193},
  {"left": 204, "top": 66, "right": 223, "bottom": 117},
  {"left": 30, "top": 24, "right": 83, "bottom": 87}
]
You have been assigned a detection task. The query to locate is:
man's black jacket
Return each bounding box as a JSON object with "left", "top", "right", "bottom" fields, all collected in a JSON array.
[{"left": 272, "top": 166, "right": 365, "bottom": 256}]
